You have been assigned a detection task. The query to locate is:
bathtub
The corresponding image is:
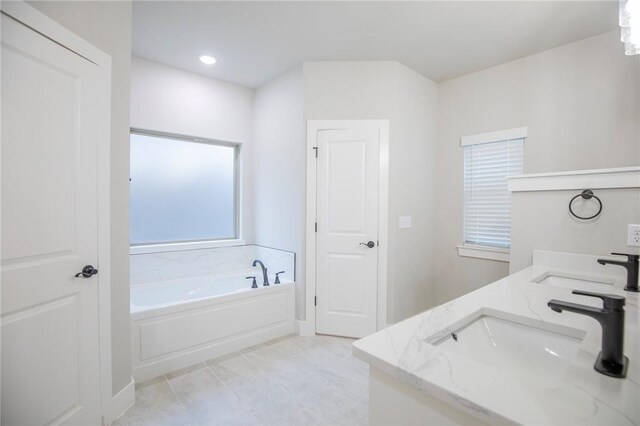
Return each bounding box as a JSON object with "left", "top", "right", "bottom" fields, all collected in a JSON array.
[{"left": 131, "top": 273, "right": 295, "bottom": 382}]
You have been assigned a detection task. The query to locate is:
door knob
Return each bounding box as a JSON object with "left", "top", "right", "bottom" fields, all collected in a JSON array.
[
  {"left": 75, "top": 265, "right": 98, "bottom": 278},
  {"left": 359, "top": 241, "right": 375, "bottom": 248}
]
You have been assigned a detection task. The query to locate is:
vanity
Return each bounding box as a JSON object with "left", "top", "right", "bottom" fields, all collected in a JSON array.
[{"left": 353, "top": 250, "right": 639, "bottom": 425}]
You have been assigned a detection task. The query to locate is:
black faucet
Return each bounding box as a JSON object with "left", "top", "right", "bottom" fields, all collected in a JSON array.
[
  {"left": 252, "top": 260, "right": 269, "bottom": 286},
  {"left": 597, "top": 253, "right": 639, "bottom": 292},
  {"left": 548, "top": 290, "right": 628, "bottom": 378},
  {"left": 245, "top": 276, "right": 258, "bottom": 289}
]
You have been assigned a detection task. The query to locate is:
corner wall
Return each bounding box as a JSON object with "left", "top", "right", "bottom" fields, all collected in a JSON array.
[
  {"left": 389, "top": 64, "right": 438, "bottom": 320},
  {"left": 434, "top": 30, "right": 640, "bottom": 304},
  {"left": 252, "top": 66, "right": 306, "bottom": 317}
]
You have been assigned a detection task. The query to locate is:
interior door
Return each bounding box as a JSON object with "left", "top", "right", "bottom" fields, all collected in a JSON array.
[
  {"left": 315, "top": 126, "right": 380, "bottom": 338},
  {"left": 1, "top": 10, "right": 105, "bottom": 425}
]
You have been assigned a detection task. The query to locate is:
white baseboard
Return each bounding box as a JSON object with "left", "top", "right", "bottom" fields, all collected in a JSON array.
[
  {"left": 295, "top": 319, "right": 391, "bottom": 336},
  {"left": 296, "top": 319, "right": 315, "bottom": 336},
  {"left": 105, "top": 377, "right": 135, "bottom": 425}
]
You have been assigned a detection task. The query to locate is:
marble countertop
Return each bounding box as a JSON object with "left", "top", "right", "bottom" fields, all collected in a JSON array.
[{"left": 353, "top": 250, "right": 639, "bottom": 425}]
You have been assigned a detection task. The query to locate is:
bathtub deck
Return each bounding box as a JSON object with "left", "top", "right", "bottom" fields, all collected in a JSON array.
[{"left": 115, "top": 334, "right": 368, "bottom": 425}]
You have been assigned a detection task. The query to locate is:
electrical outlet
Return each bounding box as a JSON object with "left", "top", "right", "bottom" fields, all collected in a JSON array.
[{"left": 628, "top": 224, "right": 640, "bottom": 247}]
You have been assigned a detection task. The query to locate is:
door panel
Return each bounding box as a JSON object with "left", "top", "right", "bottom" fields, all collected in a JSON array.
[
  {"left": 1, "top": 12, "right": 104, "bottom": 425},
  {"left": 1, "top": 42, "right": 78, "bottom": 261},
  {"left": 2, "top": 296, "right": 81, "bottom": 426},
  {"left": 327, "top": 140, "right": 366, "bottom": 233},
  {"left": 316, "top": 127, "right": 380, "bottom": 338},
  {"left": 327, "top": 253, "right": 366, "bottom": 315}
]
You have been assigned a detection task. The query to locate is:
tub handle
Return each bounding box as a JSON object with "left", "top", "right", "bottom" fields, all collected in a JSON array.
[
  {"left": 275, "top": 271, "right": 285, "bottom": 284},
  {"left": 246, "top": 276, "right": 258, "bottom": 289}
]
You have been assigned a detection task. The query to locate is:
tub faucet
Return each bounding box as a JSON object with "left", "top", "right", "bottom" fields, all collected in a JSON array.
[
  {"left": 246, "top": 276, "right": 258, "bottom": 289},
  {"left": 252, "top": 260, "right": 269, "bottom": 286},
  {"left": 548, "top": 290, "right": 627, "bottom": 378},
  {"left": 597, "top": 253, "right": 639, "bottom": 292}
]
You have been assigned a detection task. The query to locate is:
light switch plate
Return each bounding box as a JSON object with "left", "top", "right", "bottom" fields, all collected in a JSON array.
[
  {"left": 399, "top": 216, "right": 412, "bottom": 229},
  {"left": 628, "top": 224, "right": 640, "bottom": 247}
]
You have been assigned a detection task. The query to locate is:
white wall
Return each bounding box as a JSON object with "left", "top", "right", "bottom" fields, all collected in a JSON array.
[
  {"left": 30, "top": 0, "right": 133, "bottom": 396},
  {"left": 511, "top": 187, "right": 640, "bottom": 273},
  {"left": 388, "top": 65, "right": 438, "bottom": 320},
  {"left": 303, "top": 61, "right": 438, "bottom": 323},
  {"left": 252, "top": 66, "right": 306, "bottom": 317},
  {"left": 130, "top": 57, "right": 255, "bottom": 243},
  {"left": 434, "top": 31, "right": 640, "bottom": 304}
]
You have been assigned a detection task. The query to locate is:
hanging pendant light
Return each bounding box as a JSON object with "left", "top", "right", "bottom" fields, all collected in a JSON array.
[{"left": 620, "top": 0, "right": 640, "bottom": 55}]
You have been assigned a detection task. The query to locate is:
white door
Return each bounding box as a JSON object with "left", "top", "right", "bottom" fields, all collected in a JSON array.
[
  {"left": 315, "top": 126, "right": 380, "bottom": 338},
  {"left": 1, "top": 9, "right": 107, "bottom": 425}
]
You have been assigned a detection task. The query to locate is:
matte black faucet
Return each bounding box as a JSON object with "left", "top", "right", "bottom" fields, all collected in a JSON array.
[
  {"left": 548, "top": 290, "right": 627, "bottom": 378},
  {"left": 597, "top": 253, "right": 639, "bottom": 292},
  {"left": 245, "top": 276, "right": 258, "bottom": 289},
  {"left": 252, "top": 259, "right": 269, "bottom": 286}
]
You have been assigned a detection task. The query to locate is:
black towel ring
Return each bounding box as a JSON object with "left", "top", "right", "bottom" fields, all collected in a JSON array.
[{"left": 569, "top": 189, "right": 602, "bottom": 220}]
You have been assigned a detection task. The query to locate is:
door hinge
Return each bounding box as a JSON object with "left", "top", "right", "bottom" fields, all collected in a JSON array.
[
  {"left": 315, "top": 222, "right": 317, "bottom": 232},
  {"left": 314, "top": 296, "right": 317, "bottom": 306},
  {"left": 313, "top": 146, "right": 318, "bottom": 158}
]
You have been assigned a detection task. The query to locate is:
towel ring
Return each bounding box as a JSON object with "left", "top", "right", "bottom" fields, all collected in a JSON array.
[{"left": 569, "top": 190, "right": 602, "bottom": 220}]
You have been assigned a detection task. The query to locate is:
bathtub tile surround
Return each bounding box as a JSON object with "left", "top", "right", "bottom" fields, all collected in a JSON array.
[
  {"left": 116, "top": 335, "right": 368, "bottom": 426},
  {"left": 130, "top": 244, "right": 296, "bottom": 382},
  {"left": 254, "top": 246, "right": 296, "bottom": 284},
  {"left": 130, "top": 244, "right": 295, "bottom": 287},
  {"left": 354, "top": 250, "right": 639, "bottom": 424}
]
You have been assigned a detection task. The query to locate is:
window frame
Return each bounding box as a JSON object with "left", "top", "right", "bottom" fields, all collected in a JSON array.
[
  {"left": 129, "top": 128, "right": 244, "bottom": 254},
  {"left": 457, "top": 127, "right": 527, "bottom": 263}
]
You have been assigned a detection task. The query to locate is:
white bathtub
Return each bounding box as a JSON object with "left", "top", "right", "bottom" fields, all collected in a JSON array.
[{"left": 131, "top": 273, "right": 295, "bottom": 382}]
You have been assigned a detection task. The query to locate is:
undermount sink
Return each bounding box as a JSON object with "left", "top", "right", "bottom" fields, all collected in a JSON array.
[
  {"left": 430, "top": 311, "right": 585, "bottom": 383},
  {"left": 532, "top": 271, "right": 620, "bottom": 293}
]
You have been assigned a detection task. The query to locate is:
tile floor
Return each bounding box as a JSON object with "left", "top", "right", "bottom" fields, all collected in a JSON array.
[{"left": 115, "top": 335, "right": 369, "bottom": 425}]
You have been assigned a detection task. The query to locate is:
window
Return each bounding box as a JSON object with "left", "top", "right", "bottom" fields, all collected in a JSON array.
[
  {"left": 130, "top": 131, "right": 238, "bottom": 247},
  {"left": 459, "top": 127, "right": 525, "bottom": 261}
]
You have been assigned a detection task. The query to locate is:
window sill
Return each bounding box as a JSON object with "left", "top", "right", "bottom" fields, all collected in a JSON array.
[
  {"left": 130, "top": 239, "right": 246, "bottom": 255},
  {"left": 456, "top": 244, "right": 510, "bottom": 263}
]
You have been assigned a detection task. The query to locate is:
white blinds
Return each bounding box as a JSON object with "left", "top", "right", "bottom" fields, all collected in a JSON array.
[{"left": 463, "top": 138, "right": 524, "bottom": 249}]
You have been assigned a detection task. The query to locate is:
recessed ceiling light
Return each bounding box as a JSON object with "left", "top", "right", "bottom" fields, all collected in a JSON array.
[{"left": 199, "top": 55, "right": 217, "bottom": 65}]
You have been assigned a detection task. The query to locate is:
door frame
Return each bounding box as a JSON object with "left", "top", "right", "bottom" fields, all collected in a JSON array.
[
  {"left": 1, "top": 1, "right": 116, "bottom": 422},
  {"left": 304, "top": 120, "right": 389, "bottom": 336}
]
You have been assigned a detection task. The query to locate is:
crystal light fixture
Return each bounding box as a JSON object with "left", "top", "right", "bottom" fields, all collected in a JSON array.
[{"left": 620, "top": 0, "right": 640, "bottom": 55}]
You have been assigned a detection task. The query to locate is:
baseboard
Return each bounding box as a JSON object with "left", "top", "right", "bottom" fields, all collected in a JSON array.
[
  {"left": 295, "top": 319, "right": 390, "bottom": 336},
  {"left": 105, "top": 377, "right": 135, "bottom": 424},
  {"left": 296, "top": 319, "right": 315, "bottom": 336}
]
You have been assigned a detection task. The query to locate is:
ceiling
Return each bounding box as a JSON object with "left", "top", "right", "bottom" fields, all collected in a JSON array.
[{"left": 133, "top": 1, "right": 619, "bottom": 88}]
